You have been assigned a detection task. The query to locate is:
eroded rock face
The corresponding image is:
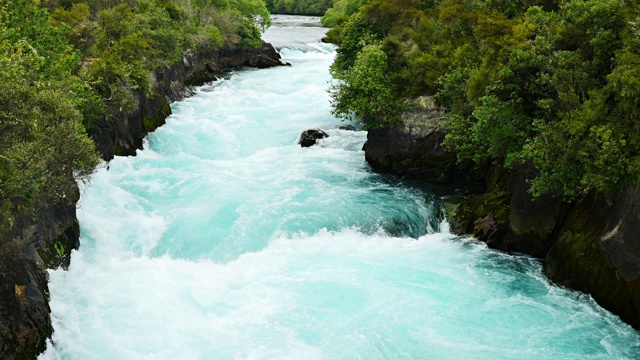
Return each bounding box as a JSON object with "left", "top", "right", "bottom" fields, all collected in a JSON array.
[
  {"left": 542, "top": 191, "right": 640, "bottom": 329},
  {"left": 0, "top": 181, "right": 80, "bottom": 358},
  {"left": 597, "top": 185, "right": 640, "bottom": 282},
  {"left": 0, "top": 241, "right": 51, "bottom": 359},
  {"left": 299, "top": 129, "right": 328, "bottom": 147},
  {"left": 491, "top": 165, "right": 564, "bottom": 257}
]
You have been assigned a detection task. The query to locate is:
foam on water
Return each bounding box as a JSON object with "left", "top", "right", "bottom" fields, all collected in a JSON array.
[{"left": 41, "top": 16, "right": 640, "bottom": 359}]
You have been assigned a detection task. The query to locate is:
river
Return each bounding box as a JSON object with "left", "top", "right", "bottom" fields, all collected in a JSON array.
[{"left": 41, "top": 15, "right": 640, "bottom": 359}]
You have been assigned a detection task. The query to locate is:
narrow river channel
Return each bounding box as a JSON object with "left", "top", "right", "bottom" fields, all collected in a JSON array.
[{"left": 42, "top": 15, "right": 640, "bottom": 359}]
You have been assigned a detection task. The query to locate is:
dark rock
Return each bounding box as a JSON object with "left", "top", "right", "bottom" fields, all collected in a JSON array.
[
  {"left": 205, "top": 63, "right": 218, "bottom": 73},
  {"left": 0, "top": 242, "right": 51, "bottom": 359},
  {"left": 339, "top": 124, "right": 356, "bottom": 131},
  {"left": 446, "top": 162, "right": 563, "bottom": 257},
  {"left": 299, "top": 129, "right": 328, "bottom": 147},
  {"left": 493, "top": 164, "right": 564, "bottom": 257},
  {"left": 543, "top": 185, "right": 640, "bottom": 329},
  {"left": 256, "top": 43, "right": 285, "bottom": 66},
  {"left": 473, "top": 212, "right": 497, "bottom": 238},
  {"left": 1, "top": 180, "right": 80, "bottom": 357},
  {"left": 597, "top": 185, "right": 640, "bottom": 281},
  {"left": 444, "top": 169, "right": 511, "bottom": 245},
  {"left": 543, "top": 191, "right": 640, "bottom": 329},
  {"left": 363, "top": 96, "right": 482, "bottom": 183},
  {"left": 247, "top": 53, "right": 283, "bottom": 68}
]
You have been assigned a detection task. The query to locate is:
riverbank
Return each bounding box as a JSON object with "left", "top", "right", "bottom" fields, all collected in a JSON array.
[
  {"left": 0, "top": 42, "right": 285, "bottom": 358},
  {"left": 363, "top": 96, "right": 640, "bottom": 329}
]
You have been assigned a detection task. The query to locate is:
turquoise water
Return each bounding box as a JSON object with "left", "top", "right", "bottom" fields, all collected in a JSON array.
[{"left": 42, "top": 16, "right": 640, "bottom": 359}]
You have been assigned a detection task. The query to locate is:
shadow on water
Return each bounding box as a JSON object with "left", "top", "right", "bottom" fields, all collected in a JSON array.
[{"left": 356, "top": 173, "right": 448, "bottom": 239}]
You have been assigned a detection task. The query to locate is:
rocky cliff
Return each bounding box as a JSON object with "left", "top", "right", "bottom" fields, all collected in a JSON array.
[
  {"left": 0, "top": 180, "right": 80, "bottom": 359},
  {"left": 363, "top": 96, "right": 640, "bottom": 329},
  {"left": 0, "top": 42, "right": 285, "bottom": 359}
]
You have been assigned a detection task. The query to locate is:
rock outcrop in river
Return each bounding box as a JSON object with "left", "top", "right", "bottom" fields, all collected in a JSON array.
[
  {"left": 364, "top": 97, "right": 483, "bottom": 184},
  {"left": 0, "top": 42, "right": 285, "bottom": 358},
  {"left": 363, "top": 96, "right": 640, "bottom": 329},
  {"left": 299, "top": 129, "right": 329, "bottom": 147}
]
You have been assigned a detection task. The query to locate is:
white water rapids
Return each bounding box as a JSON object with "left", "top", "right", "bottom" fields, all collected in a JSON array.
[{"left": 41, "top": 15, "right": 640, "bottom": 359}]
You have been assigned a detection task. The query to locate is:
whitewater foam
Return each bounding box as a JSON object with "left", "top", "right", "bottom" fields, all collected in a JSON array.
[{"left": 41, "top": 16, "right": 640, "bottom": 360}]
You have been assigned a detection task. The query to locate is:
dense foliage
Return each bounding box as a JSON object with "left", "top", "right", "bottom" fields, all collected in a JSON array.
[
  {"left": 320, "top": 0, "right": 369, "bottom": 42},
  {"left": 53, "top": 0, "right": 270, "bottom": 127},
  {"left": 326, "top": 0, "right": 640, "bottom": 198},
  {"left": 0, "top": 0, "right": 270, "bottom": 235},
  {"left": 0, "top": 0, "right": 99, "bottom": 233},
  {"left": 265, "top": 0, "right": 332, "bottom": 16}
]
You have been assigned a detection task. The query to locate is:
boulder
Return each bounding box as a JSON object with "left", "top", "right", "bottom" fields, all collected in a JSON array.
[{"left": 299, "top": 129, "right": 328, "bottom": 147}]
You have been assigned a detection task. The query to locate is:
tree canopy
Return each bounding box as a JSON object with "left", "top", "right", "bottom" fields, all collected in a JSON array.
[{"left": 326, "top": 0, "right": 640, "bottom": 198}]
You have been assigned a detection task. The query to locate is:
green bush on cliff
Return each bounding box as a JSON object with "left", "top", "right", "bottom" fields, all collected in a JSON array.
[
  {"left": 320, "top": 0, "right": 371, "bottom": 43},
  {"left": 321, "top": 0, "right": 369, "bottom": 27},
  {"left": 330, "top": 43, "right": 404, "bottom": 128},
  {"left": 326, "top": 0, "right": 640, "bottom": 198}
]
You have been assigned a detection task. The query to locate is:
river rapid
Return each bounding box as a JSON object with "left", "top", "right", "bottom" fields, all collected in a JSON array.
[{"left": 41, "top": 15, "right": 640, "bottom": 359}]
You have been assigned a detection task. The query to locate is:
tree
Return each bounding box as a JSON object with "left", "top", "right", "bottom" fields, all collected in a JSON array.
[{"left": 330, "top": 43, "right": 404, "bottom": 128}]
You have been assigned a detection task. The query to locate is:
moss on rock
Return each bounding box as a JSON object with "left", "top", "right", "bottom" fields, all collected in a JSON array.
[
  {"left": 142, "top": 96, "right": 171, "bottom": 133},
  {"left": 444, "top": 163, "right": 510, "bottom": 244},
  {"left": 445, "top": 188, "right": 511, "bottom": 242}
]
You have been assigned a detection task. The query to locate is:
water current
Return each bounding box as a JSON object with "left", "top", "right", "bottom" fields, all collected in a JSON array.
[{"left": 41, "top": 15, "right": 640, "bottom": 359}]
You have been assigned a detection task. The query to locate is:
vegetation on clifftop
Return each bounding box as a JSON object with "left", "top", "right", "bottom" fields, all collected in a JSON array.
[
  {"left": 326, "top": 0, "right": 640, "bottom": 199},
  {"left": 0, "top": 0, "right": 270, "bottom": 237},
  {"left": 0, "top": 0, "right": 99, "bottom": 235},
  {"left": 265, "top": 0, "right": 333, "bottom": 16}
]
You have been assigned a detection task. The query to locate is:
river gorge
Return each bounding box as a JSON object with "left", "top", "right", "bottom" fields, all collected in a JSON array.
[{"left": 40, "top": 16, "right": 640, "bottom": 359}]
